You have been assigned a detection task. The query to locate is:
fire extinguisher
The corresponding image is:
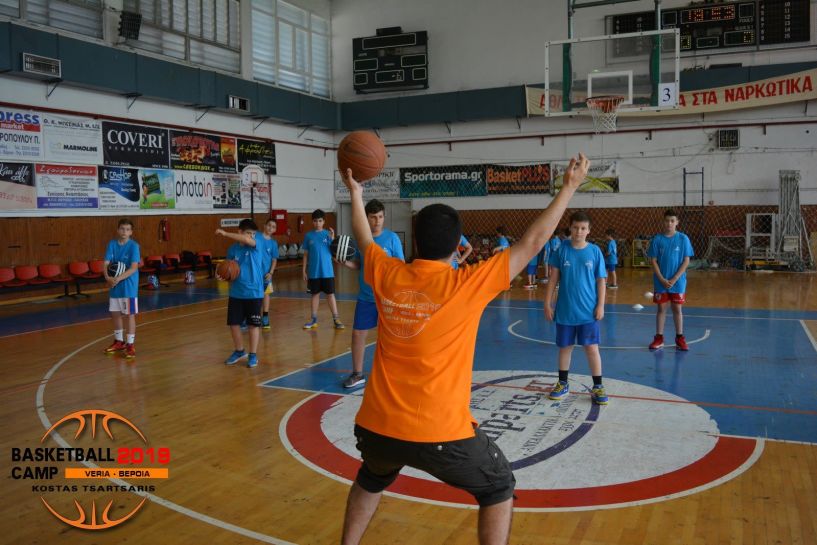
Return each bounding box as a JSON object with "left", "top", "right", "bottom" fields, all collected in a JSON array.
[
  {"left": 298, "top": 215, "right": 304, "bottom": 233},
  {"left": 159, "top": 218, "right": 170, "bottom": 241}
]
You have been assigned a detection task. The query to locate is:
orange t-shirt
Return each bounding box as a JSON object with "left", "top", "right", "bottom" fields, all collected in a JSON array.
[{"left": 355, "top": 243, "right": 510, "bottom": 442}]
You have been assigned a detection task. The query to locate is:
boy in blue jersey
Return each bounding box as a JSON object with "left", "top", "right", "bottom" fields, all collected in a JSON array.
[
  {"left": 103, "top": 218, "right": 141, "bottom": 359},
  {"left": 216, "top": 219, "right": 265, "bottom": 368},
  {"left": 605, "top": 228, "right": 618, "bottom": 289},
  {"left": 545, "top": 211, "right": 608, "bottom": 405},
  {"left": 260, "top": 218, "right": 279, "bottom": 329},
  {"left": 339, "top": 200, "right": 405, "bottom": 388},
  {"left": 302, "top": 209, "right": 343, "bottom": 330},
  {"left": 451, "top": 234, "right": 473, "bottom": 269},
  {"left": 524, "top": 251, "right": 539, "bottom": 289},
  {"left": 492, "top": 226, "right": 510, "bottom": 254},
  {"left": 542, "top": 234, "right": 561, "bottom": 283},
  {"left": 647, "top": 209, "right": 694, "bottom": 351}
]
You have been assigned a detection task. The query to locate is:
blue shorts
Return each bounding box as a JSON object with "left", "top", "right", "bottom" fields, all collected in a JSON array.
[
  {"left": 353, "top": 300, "right": 378, "bottom": 330},
  {"left": 605, "top": 263, "right": 617, "bottom": 272},
  {"left": 526, "top": 263, "right": 538, "bottom": 275},
  {"left": 556, "top": 321, "right": 601, "bottom": 347}
]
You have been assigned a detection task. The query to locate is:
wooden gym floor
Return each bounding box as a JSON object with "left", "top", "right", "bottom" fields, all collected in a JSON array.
[{"left": 1, "top": 265, "right": 816, "bottom": 545}]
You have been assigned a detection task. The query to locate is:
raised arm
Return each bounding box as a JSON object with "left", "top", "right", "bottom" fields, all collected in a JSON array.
[
  {"left": 458, "top": 239, "right": 473, "bottom": 264},
  {"left": 508, "top": 154, "right": 589, "bottom": 278},
  {"left": 215, "top": 229, "right": 256, "bottom": 247},
  {"left": 340, "top": 169, "right": 374, "bottom": 254}
]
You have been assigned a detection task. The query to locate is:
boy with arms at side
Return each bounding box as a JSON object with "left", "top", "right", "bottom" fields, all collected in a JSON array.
[
  {"left": 339, "top": 154, "right": 590, "bottom": 545},
  {"left": 216, "top": 219, "right": 265, "bottom": 368},
  {"left": 339, "top": 199, "right": 404, "bottom": 388},
  {"left": 647, "top": 209, "right": 694, "bottom": 351},
  {"left": 605, "top": 228, "right": 618, "bottom": 289},
  {"left": 544, "top": 211, "right": 609, "bottom": 405},
  {"left": 302, "top": 209, "right": 344, "bottom": 330},
  {"left": 103, "top": 218, "right": 141, "bottom": 358},
  {"left": 260, "top": 218, "right": 279, "bottom": 329}
]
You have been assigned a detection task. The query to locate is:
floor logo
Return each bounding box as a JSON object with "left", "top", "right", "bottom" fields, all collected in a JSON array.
[
  {"left": 281, "top": 372, "right": 763, "bottom": 511},
  {"left": 11, "top": 409, "right": 169, "bottom": 530}
]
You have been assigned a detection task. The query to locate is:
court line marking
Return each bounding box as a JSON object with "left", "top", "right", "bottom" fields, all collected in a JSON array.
[
  {"left": 800, "top": 320, "right": 817, "bottom": 353},
  {"left": 27, "top": 293, "right": 815, "bottom": 527},
  {"left": 279, "top": 392, "right": 767, "bottom": 512},
  {"left": 487, "top": 303, "right": 815, "bottom": 322},
  {"left": 35, "top": 307, "right": 297, "bottom": 545},
  {"left": 507, "top": 319, "right": 711, "bottom": 350},
  {"left": 264, "top": 366, "right": 817, "bottom": 418},
  {"left": 4, "top": 290, "right": 811, "bottom": 340},
  {"left": 0, "top": 295, "right": 229, "bottom": 339},
  {"left": 258, "top": 342, "right": 376, "bottom": 388}
]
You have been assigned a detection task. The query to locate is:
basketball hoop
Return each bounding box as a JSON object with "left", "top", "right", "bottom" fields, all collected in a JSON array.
[{"left": 585, "top": 95, "right": 625, "bottom": 134}]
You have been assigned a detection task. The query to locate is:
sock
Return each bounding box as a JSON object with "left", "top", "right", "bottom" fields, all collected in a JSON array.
[
  {"left": 333, "top": 315, "right": 340, "bottom": 321},
  {"left": 592, "top": 375, "right": 603, "bottom": 387},
  {"left": 126, "top": 334, "right": 135, "bottom": 345},
  {"left": 558, "top": 370, "right": 569, "bottom": 383},
  {"left": 676, "top": 333, "right": 684, "bottom": 338},
  {"left": 114, "top": 329, "right": 124, "bottom": 342},
  {"left": 263, "top": 311, "right": 269, "bottom": 317}
]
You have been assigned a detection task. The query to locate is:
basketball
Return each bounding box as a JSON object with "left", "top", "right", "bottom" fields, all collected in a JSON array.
[
  {"left": 216, "top": 260, "right": 240, "bottom": 281},
  {"left": 107, "top": 261, "right": 126, "bottom": 278},
  {"left": 337, "top": 131, "right": 386, "bottom": 181},
  {"left": 331, "top": 235, "right": 357, "bottom": 263}
]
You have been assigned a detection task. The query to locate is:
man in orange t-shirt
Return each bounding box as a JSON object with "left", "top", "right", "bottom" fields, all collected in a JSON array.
[{"left": 339, "top": 154, "right": 590, "bottom": 545}]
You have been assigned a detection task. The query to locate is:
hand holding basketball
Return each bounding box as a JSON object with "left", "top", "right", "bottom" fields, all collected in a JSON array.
[
  {"left": 216, "top": 260, "right": 240, "bottom": 281},
  {"left": 341, "top": 168, "right": 363, "bottom": 196},
  {"left": 337, "top": 131, "right": 386, "bottom": 181}
]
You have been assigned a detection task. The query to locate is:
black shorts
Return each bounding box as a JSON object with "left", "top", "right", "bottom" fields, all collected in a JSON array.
[
  {"left": 227, "top": 297, "right": 262, "bottom": 327},
  {"left": 353, "top": 425, "right": 515, "bottom": 507},
  {"left": 307, "top": 277, "right": 335, "bottom": 295}
]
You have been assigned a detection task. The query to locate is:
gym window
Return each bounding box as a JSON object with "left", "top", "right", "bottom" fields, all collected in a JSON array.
[
  {"left": 3, "top": 0, "right": 104, "bottom": 39},
  {"left": 251, "top": 0, "right": 331, "bottom": 98},
  {"left": 123, "top": 0, "right": 241, "bottom": 73}
]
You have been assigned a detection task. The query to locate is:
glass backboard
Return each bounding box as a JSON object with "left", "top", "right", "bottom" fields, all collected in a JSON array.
[{"left": 544, "top": 28, "right": 680, "bottom": 116}]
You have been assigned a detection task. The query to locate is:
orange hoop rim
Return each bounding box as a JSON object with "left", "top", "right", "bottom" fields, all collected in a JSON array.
[{"left": 585, "top": 95, "right": 626, "bottom": 114}]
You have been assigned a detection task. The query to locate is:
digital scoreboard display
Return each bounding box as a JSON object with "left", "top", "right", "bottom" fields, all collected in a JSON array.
[
  {"left": 759, "top": 0, "right": 810, "bottom": 44},
  {"left": 612, "top": 0, "right": 810, "bottom": 52}
]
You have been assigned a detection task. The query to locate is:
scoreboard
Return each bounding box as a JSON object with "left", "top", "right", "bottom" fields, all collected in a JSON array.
[
  {"left": 612, "top": 0, "right": 810, "bottom": 52},
  {"left": 759, "top": 0, "right": 810, "bottom": 44},
  {"left": 352, "top": 27, "right": 429, "bottom": 94}
]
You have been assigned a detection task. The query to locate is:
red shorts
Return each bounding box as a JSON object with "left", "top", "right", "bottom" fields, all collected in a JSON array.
[{"left": 654, "top": 292, "right": 685, "bottom": 304}]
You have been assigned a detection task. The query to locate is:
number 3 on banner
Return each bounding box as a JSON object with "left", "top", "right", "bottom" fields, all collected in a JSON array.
[{"left": 659, "top": 83, "right": 677, "bottom": 107}]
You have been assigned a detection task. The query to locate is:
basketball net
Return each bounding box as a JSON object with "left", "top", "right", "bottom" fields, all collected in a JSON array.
[
  {"left": 586, "top": 96, "right": 625, "bottom": 134},
  {"left": 240, "top": 164, "right": 271, "bottom": 215}
]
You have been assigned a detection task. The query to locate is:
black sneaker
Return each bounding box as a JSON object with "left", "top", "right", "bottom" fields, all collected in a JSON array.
[{"left": 343, "top": 372, "right": 366, "bottom": 388}]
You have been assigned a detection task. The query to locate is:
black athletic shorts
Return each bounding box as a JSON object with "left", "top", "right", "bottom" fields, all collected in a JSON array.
[
  {"left": 353, "top": 424, "right": 515, "bottom": 507},
  {"left": 307, "top": 277, "right": 335, "bottom": 295},
  {"left": 227, "top": 297, "right": 262, "bottom": 327}
]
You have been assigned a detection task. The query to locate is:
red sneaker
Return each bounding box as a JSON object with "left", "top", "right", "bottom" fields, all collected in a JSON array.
[
  {"left": 649, "top": 334, "right": 664, "bottom": 350},
  {"left": 124, "top": 344, "right": 136, "bottom": 358},
  {"left": 675, "top": 335, "right": 689, "bottom": 351},
  {"left": 105, "top": 340, "right": 126, "bottom": 353}
]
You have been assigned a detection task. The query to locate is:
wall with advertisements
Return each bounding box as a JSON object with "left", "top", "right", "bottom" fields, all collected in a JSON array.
[{"left": 0, "top": 79, "right": 335, "bottom": 218}]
